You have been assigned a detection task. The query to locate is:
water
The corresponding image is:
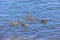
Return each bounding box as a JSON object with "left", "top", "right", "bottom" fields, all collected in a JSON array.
[{"left": 0, "top": 0, "right": 60, "bottom": 40}]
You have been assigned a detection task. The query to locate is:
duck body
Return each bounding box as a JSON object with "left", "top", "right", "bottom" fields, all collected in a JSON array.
[{"left": 11, "top": 22, "right": 17, "bottom": 26}]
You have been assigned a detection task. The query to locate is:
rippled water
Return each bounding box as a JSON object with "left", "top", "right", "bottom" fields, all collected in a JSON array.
[{"left": 0, "top": 0, "right": 60, "bottom": 40}]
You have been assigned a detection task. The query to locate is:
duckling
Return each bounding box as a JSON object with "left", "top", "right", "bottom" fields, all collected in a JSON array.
[
  {"left": 18, "top": 19, "right": 23, "bottom": 23},
  {"left": 11, "top": 22, "right": 17, "bottom": 26},
  {"left": 27, "top": 16, "right": 33, "bottom": 21},
  {"left": 21, "top": 23, "right": 27, "bottom": 28},
  {"left": 27, "top": 10, "right": 34, "bottom": 21},
  {"left": 41, "top": 20, "right": 47, "bottom": 24}
]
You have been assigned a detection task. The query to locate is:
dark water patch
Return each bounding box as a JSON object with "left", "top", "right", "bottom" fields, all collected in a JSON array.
[
  {"left": 33, "top": 34, "right": 43, "bottom": 39},
  {"left": 47, "top": 6, "right": 60, "bottom": 10}
]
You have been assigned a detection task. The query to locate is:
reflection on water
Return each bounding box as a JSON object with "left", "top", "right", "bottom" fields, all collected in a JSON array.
[{"left": 0, "top": 0, "right": 60, "bottom": 40}]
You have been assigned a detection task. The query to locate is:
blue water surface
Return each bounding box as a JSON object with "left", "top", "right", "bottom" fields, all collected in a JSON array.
[{"left": 0, "top": 0, "right": 60, "bottom": 40}]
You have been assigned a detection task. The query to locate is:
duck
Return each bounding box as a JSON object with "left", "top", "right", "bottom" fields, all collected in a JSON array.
[
  {"left": 18, "top": 19, "right": 23, "bottom": 23},
  {"left": 11, "top": 22, "right": 17, "bottom": 26},
  {"left": 27, "top": 10, "right": 34, "bottom": 21},
  {"left": 41, "top": 20, "right": 47, "bottom": 24},
  {"left": 21, "top": 23, "right": 27, "bottom": 28},
  {"left": 27, "top": 16, "right": 33, "bottom": 21}
]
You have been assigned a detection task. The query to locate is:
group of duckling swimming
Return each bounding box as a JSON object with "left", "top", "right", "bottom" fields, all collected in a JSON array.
[
  {"left": 11, "top": 19, "right": 27, "bottom": 28},
  {"left": 11, "top": 11, "right": 47, "bottom": 28}
]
